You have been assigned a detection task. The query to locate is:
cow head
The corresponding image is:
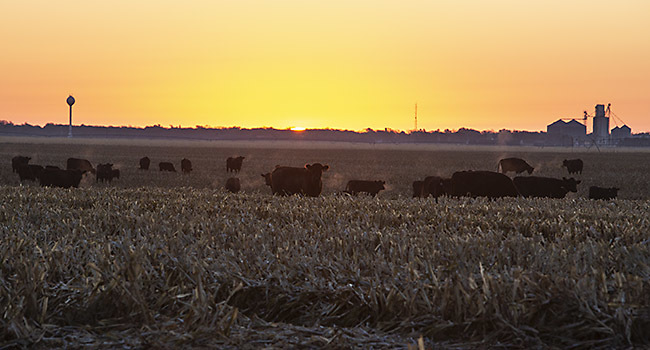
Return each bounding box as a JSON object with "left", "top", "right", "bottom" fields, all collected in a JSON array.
[
  {"left": 305, "top": 163, "right": 329, "bottom": 175},
  {"left": 261, "top": 173, "right": 272, "bottom": 186},
  {"left": 562, "top": 177, "right": 581, "bottom": 192}
]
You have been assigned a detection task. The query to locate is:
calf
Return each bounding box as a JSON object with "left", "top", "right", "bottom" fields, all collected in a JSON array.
[
  {"left": 225, "top": 177, "right": 241, "bottom": 193},
  {"left": 589, "top": 186, "right": 619, "bottom": 200},
  {"left": 345, "top": 180, "right": 385, "bottom": 197}
]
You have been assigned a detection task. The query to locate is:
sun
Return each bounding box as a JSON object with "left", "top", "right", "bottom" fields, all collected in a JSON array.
[{"left": 290, "top": 126, "right": 306, "bottom": 131}]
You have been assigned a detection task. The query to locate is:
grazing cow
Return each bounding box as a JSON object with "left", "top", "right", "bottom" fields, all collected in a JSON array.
[
  {"left": 96, "top": 163, "right": 114, "bottom": 183},
  {"left": 451, "top": 171, "right": 520, "bottom": 198},
  {"left": 67, "top": 158, "right": 95, "bottom": 174},
  {"left": 17, "top": 164, "right": 44, "bottom": 182},
  {"left": 12, "top": 156, "right": 31, "bottom": 173},
  {"left": 261, "top": 173, "right": 272, "bottom": 187},
  {"left": 139, "top": 157, "right": 150, "bottom": 170},
  {"left": 181, "top": 158, "right": 192, "bottom": 174},
  {"left": 159, "top": 162, "right": 176, "bottom": 172},
  {"left": 345, "top": 180, "right": 386, "bottom": 197},
  {"left": 420, "top": 176, "right": 453, "bottom": 198},
  {"left": 225, "top": 177, "right": 241, "bottom": 193},
  {"left": 589, "top": 186, "right": 619, "bottom": 200},
  {"left": 412, "top": 181, "right": 424, "bottom": 198},
  {"left": 498, "top": 158, "right": 534, "bottom": 175},
  {"left": 227, "top": 156, "right": 245, "bottom": 173},
  {"left": 111, "top": 169, "right": 120, "bottom": 180},
  {"left": 562, "top": 159, "right": 584, "bottom": 175},
  {"left": 38, "top": 169, "right": 83, "bottom": 188},
  {"left": 270, "top": 163, "right": 329, "bottom": 197},
  {"left": 513, "top": 176, "right": 581, "bottom": 199}
]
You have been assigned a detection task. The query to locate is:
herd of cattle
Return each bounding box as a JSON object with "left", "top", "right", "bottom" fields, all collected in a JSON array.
[{"left": 10, "top": 155, "right": 619, "bottom": 200}]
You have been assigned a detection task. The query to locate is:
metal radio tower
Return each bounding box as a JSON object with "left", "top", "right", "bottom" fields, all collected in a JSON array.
[{"left": 414, "top": 103, "right": 418, "bottom": 131}]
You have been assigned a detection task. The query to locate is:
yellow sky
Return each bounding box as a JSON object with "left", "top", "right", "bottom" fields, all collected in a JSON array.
[{"left": 2, "top": 0, "right": 649, "bottom": 132}]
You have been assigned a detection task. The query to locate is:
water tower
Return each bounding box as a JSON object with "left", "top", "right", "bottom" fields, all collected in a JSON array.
[
  {"left": 592, "top": 103, "right": 609, "bottom": 142},
  {"left": 66, "top": 95, "right": 75, "bottom": 138}
]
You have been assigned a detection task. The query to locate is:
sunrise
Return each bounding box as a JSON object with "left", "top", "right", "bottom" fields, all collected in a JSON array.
[
  {"left": 2, "top": 0, "right": 649, "bottom": 132},
  {"left": 3, "top": 1, "right": 650, "bottom": 348}
]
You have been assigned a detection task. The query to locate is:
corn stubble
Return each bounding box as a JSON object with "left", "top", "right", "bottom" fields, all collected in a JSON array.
[{"left": 1, "top": 186, "right": 649, "bottom": 349}]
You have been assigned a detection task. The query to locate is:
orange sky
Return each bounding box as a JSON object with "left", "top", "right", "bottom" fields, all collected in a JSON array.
[{"left": 2, "top": 0, "right": 649, "bottom": 132}]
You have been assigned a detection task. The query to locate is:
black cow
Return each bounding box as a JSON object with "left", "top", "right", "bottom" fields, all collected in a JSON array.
[
  {"left": 227, "top": 156, "right": 245, "bottom": 173},
  {"left": 420, "top": 176, "right": 453, "bottom": 198},
  {"left": 345, "top": 180, "right": 385, "bottom": 197},
  {"left": 589, "top": 186, "right": 619, "bottom": 200},
  {"left": 270, "top": 163, "right": 329, "bottom": 197},
  {"left": 562, "top": 159, "right": 584, "bottom": 175},
  {"left": 513, "top": 176, "right": 581, "bottom": 199},
  {"left": 412, "top": 181, "right": 424, "bottom": 198},
  {"left": 498, "top": 158, "right": 534, "bottom": 175},
  {"left": 38, "top": 169, "right": 83, "bottom": 188},
  {"left": 12, "top": 156, "right": 31, "bottom": 173},
  {"left": 181, "top": 158, "right": 192, "bottom": 174},
  {"left": 261, "top": 173, "right": 272, "bottom": 187},
  {"left": 225, "top": 177, "right": 241, "bottom": 193},
  {"left": 139, "top": 157, "right": 150, "bottom": 170},
  {"left": 67, "top": 158, "right": 95, "bottom": 174},
  {"left": 17, "top": 164, "right": 44, "bottom": 182},
  {"left": 96, "top": 163, "right": 116, "bottom": 183},
  {"left": 451, "top": 171, "right": 520, "bottom": 198},
  {"left": 159, "top": 162, "right": 176, "bottom": 172}
]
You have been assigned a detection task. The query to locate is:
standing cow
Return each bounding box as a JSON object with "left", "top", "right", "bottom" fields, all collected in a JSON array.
[
  {"left": 159, "top": 162, "right": 176, "bottom": 172},
  {"left": 227, "top": 156, "right": 245, "bottom": 173},
  {"left": 12, "top": 156, "right": 31, "bottom": 173},
  {"left": 513, "top": 176, "right": 581, "bottom": 199},
  {"left": 225, "top": 177, "right": 241, "bottom": 193},
  {"left": 345, "top": 180, "right": 386, "bottom": 197},
  {"left": 139, "top": 157, "right": 150, "bottom": 170},
  {"left": 16, "top": 164, "right": 44, "bottom": 182},
  {"left": 270, "top": 163, "right": 329, "bottom": 197},
  {"left": 181, "top": 158, "right": 192, "bottom": 174},
  {"left": 589, "top": 186, "right": 619, "bottom": 200},
  {"left": 562, "top": 159, "right": 583, "bottom": 175},
  {"left": 451, "top": 171, "right": 520, "bottom": 198},
  {"left": 498, "top": 158, "right": 534, "bottom": 175},
  {"left": 96, "top": 163, "right": 114, "bottom": 183},
  {"left": 67, "top": 158, "right": 95, "bottom": 174},
  {"left": 38, "top": 169, "right": 84, "bottom": 188}
]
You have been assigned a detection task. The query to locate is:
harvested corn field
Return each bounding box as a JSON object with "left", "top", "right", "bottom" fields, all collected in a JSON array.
[
  {"left": 1, "top": 139, "right": 650, "bottom": 348},
  {"left": 1, "top": 186, "right": 649, "bottom": 348}
]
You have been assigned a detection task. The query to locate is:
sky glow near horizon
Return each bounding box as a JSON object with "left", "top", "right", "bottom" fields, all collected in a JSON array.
[{"left": 1, "top": 0, "right": 650, "bottom": 132}]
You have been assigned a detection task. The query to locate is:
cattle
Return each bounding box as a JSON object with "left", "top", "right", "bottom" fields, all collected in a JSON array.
[
  {"left": 159, "top": 162, "right": 176, "bottom": 172},
  {"left": 498, "top": 158, "right": 534, "bottom": 175},
  {"left": 261, "top": 173, "right": 272, "bottom": 187},
  {"left": 139, "top": 157, "right": 150, "bottom": 170},
  {"left": 412, "top": 181, "right": 424, "bottom": 198},
  {"left": 270, "top": 163, "right": 329, "bottom": 196},
  {"left": 589, "top": 186, "right": 619, "bottom": 200},
  {"left": 67, "top": 158, "right": 95, "bottom": 174},
  {"left": 227, "top": 156, "right": 245, "bottom": 173},
  {"left": 420, "top": 176, "right": 453, "bottom": 198},
  {"left": 225, "top": 177, "right": 241, "bottom": 193},
  {"left": 451, "top": 171, "right": 520, "bottom": 198},
  {"left": 17, "top": 164, "right": 44, "bottom": 182},
  {"left": 345, "top": 180, "right": 385, "bottom": 197},
  {"left": 96, "top": 163, "right": 117, "bottom": 183},
  {"left": 12, "top": 156, "right": 31, "bottom": 173},
  {"left": 562, "top": 159, "right": 583, "bottom": 175},
  {"left": 38, "top": 169, "right": 83, "bottom": 188},
  {"left": 181, "top": 158, "right": 192, "bottom": 174},
  {"left": 513, "top": 176, "right": 581, "bottom": 199}
]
